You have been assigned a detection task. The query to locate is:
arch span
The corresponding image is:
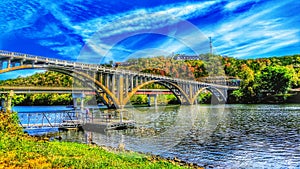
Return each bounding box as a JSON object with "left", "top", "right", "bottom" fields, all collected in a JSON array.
[
  {"left": 122, "top": 80, "right": 191, "bottom": 106},
  {"left": 0, "top": 65, "right": 120, "bottom": 108},
  {"left": 191, "top": 86, "right": 227, "bottom": 104}
]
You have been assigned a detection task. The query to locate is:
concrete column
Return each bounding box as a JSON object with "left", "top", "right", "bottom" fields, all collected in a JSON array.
[
  {"left": 147, "top": 94, "right": 151, "bottom": 107},
  {"left": 154, "top": 94, "right": 158, "bottom": 107},
  {"left": 124, "top": 74, "right": 128, "bottom": 96},
  {"left": 116, "top": 75, "right": 120, "bottom": 99},
  {"left": 73, "top": 98, "right": 78, "bottom": 108},
  {"left": 147, "top": 94, "right": 158, "bottom": 107},
  {"left": 105, "top": 74, "right": 110, "bottom": 89},
  {"left": 112, "top": 74, "right": 115, "bottom": 95},
  {"left": 80, "top": 96, "right": 84, "bottom": 110},
  {"left": 99, "top": 72, "right": 103, "bottom": 84},
  {"left": 130, "top": 75, "right": 134, "bottom": 91},
  {"left": 93, "top": 72, "right": 97, "bottom": 81},
  {"left": 140, "top": 76, "right": 143, "bottom": 84},
  {"left": 118, "top": 75, "right": 124, "bottom": 106},
  {"left": 6, "top": 90, "right": 14, "bottom": 112},
  {"left": 189, "top": 84, "right": 193, "bottom": 101},
  {"left": 1, "top": 99, "right": 5, "bottom": 111},
  {"left": 7, "top": 59, "right": 11, "bottom": 68},
  {"left": 135, "top": 76, "right": 139, "bottom": 87}
]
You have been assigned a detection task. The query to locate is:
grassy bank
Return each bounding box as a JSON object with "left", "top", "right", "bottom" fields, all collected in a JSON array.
[{"left": 0, "top": 112, "right": 199, "bottom": 168}]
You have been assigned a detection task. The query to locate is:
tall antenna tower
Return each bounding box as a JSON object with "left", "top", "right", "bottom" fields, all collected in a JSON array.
[{"left": 209, "top": 36, "right": 213, "bottom": 56}]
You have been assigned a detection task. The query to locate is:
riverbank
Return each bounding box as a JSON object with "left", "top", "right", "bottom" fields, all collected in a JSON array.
[{"left": 0, "top": 111, "right": 202, "bottom": 168}]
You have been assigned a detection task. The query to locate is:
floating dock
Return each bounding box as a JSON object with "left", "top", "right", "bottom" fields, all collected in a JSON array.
[
  {"left": 82, "top": 119, "right": 136, "bottom": 133},
  {"left": 18, "top": 109, "right": 135, "bottom": 132}
]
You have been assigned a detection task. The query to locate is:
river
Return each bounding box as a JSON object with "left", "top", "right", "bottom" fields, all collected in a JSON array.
[{"left": 14, "top": 104, "right": 300, "bottom": 169}]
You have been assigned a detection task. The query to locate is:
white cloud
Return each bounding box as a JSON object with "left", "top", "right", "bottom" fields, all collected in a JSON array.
[
  {"left": 74, "top": 1, "right": 217, "bottom": 60},
  {"left": 224, "top": 0, "right": 260, "bottom": 11},
  {"left": 74, "top": 1, "right": 217, "bottom": 40},
  {"left": 2, "top": 0, "right": 299, "bottom": 60},
  {"left": 208, "top": 0, "right": 300, "bottom": 58}
]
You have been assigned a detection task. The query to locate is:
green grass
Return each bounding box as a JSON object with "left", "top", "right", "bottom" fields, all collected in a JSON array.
[{"left": 0, "top": 112, "right": 198, "bottom": 169}]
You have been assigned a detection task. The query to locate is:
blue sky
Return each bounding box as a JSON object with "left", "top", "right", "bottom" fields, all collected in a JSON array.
[{"left": 0, "top": 0, "right": 299, "bottom": 67}]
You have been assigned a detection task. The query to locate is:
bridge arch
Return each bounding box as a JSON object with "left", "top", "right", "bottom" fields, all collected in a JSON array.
[
  {"left": 0, "top": 65, "right": 120, "bottom": 108},
  {"left": 122, "top": 80, "right": 191, "bottom": 106},
  {"left": 191, "top": 86, "right": 227, "bottom": 104}
]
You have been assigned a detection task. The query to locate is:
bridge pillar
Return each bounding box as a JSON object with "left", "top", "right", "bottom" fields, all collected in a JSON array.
[
  {"left": 80, "top": 97, "right": 84, "bottom": 110},
  {"left": 189, "top": 84, "right": 193, "bottom": 102},
  {"left": 130, "top": 75, "right": 134, "bottom": 91},
  {"left": 117, "top": 75, "right": 124, "bottom": 104},
  {"left": 112, "top": 74, "right": 116, "bottom": 95},
  {"left": 7, "top": 59, "right": 11, "bottom": 68},
  {"left": 147, "top": 94, "right": 158, "bottom": 107},
  {"left": 72, "top": 93, "right": 85, "bottom": 110},
  {"left": 1, "top": 99, "right": 5, "bottom": 111},
  {"left": 124, "top": 74, "right": 129, "bottom": 95},
  {"left": 140, "top": 76, "right": 143, "bottom": 84},
  {"left": 135, "top": 76, "right": 138, "bottom": 87},
  {"left": 99, "top": 72, "right": 103, "bottom": 84},
  {"left": 1, "top": 90, "right": 14, "bottom": 112},
  {"left": 105, "top": 73, "right": 110, "bottom": 89},
  {"left": 73, "top": 98, "right": 78, "bottom": 108}
]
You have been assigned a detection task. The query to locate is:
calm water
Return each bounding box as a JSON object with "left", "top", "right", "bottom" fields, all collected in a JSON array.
[{"left": 15, "top": 104, "right": 300, "bottom": 168}]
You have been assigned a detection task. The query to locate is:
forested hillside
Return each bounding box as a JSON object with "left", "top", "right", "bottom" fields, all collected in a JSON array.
[
  {"left": 0, "top": 71, "right": 73, "bottom": 87},
  {"left": 0, "top": 71, "right": 75, "bottom": 105}
]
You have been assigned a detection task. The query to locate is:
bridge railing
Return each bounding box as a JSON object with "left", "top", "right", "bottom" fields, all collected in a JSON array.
[{"left": 17, "top": 110, "right": 81, "bottom": 129}]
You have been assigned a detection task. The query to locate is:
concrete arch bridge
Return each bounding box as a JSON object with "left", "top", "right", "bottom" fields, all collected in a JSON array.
[{"left": 0, "top": 50, "right": 239, "bottom": 109}]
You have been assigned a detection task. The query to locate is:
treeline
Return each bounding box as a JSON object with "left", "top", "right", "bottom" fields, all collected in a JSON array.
[
  {"left": 11, "top": 94, "right": 73, "bottom": 106},
  {"left": 223, "top": 56, "right": 299, "bottom": 103},
  {"left": 0, "top": 71, "right": 73, "bottom": 87},
  {"left": 0, "top": 71, "right": 75, "bottom": 106}
]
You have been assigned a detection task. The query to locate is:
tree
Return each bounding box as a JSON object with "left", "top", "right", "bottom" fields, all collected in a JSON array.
[
  {"left": 257, "top": 65, "right": 294, "bottom": 99},
  {"left": 232, "top": 64, "right": 257, "bottom": 103}
]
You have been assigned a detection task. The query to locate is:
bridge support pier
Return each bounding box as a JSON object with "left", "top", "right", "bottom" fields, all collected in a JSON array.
[
  {"left": 147, "top": 94, "right": 158, "bottom": 107},
  {"left": 73, "top": 98, "right": 78, "bottom": 108},
  {"left": 72, "top": 93, "right": 85, "bottom": 110},
  {"left": 0, "top": 90, "right": 14, "bottom": 112}
]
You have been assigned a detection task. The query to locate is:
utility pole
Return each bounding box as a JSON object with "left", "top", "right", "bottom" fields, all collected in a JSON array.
[{"left": 209, "top": 36, "right": 212, "bottom": 55}]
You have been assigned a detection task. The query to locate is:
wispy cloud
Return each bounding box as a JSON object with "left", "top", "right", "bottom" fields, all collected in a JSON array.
[
  {"left": 224, "top": 0, "right": 260, "bottom": 12},
  {"left": 1, "top": 0, "right": 299, "bottom": 61},
  {"left": 74, "top": 1, "right": 217, "bottom": 39},
  {"left": 209, "top": 0, "right": 300, "bottom": 58},
  {"left": 75, "top": 1, "right": 217, "bottom": 61}
]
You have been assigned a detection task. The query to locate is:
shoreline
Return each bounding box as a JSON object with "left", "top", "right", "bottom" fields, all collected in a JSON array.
[
  {"left": 1, "top": 111, "right": 203, "bottom": 168},
  {"left": 36, "top": 131, "right": 203, "bottom": 169}
]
